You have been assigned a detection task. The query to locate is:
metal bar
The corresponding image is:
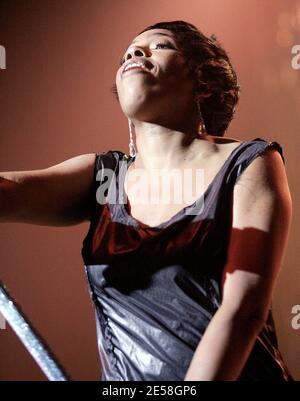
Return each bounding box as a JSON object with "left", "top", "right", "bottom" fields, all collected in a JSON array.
[{"left": 0, "top": 281, "right": 70, "bottom": 381}]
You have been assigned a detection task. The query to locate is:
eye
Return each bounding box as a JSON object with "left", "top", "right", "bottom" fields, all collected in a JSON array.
[
  {"left": 154, "top": 43, "right": 172, "bottom": 49},
  {"left": 119, "top": 43, "right": 175, "bottom": 65}
]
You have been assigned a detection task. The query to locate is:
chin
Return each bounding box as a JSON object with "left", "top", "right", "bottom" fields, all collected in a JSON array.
[{"left": 121, "top": 96, "right": 150, "bottom": 118}]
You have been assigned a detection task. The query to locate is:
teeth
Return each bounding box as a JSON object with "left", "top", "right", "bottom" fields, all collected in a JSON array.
[{"left": 124, "top": 62, "right": 147, "bottom": 72}]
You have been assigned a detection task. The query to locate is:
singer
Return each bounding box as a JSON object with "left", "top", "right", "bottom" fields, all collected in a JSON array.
[{"left": 0, "top": 20, "right": 294, "bottom": 381}]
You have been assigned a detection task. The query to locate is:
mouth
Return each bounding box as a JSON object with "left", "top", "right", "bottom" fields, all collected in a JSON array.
[
  {"left": 122, "top": 59, "right": 154, "bottom": 77},
  {"left": 122, "top": 66, "right": 152, "bottom": 76}
]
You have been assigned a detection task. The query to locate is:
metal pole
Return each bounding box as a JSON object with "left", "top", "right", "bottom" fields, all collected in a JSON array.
[{"left": 0, "top": 281, "right": 70, "bottom": 381}]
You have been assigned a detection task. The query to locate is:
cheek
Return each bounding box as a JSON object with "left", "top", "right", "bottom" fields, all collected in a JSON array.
[
  {"left": 115, "top": 71, "right": 123, "bottom": 93},
  {"left": 164, "top": 54, "right": 188, "bottom": 76}
]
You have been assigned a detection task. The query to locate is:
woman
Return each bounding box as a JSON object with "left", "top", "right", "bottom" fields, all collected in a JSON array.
[
  {"left": 0, "top": 20, "right": 293, "bottom": 381},
  {"left": 81, "top": 21, "right": 293, "bottom": 381}
]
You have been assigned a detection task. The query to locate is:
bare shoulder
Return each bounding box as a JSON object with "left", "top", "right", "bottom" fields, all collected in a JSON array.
[
  {"left": 209, "top": 135, "right": 289, "bottom": 195},
  {"left": 236, "top": 143, "right": 286, "bottom": 192},
  {"left": 232, "top": 142, "right": 291, "bottom": 221},
  {"left": 211, "top": 136, "right": 284, "bottom": 171}
]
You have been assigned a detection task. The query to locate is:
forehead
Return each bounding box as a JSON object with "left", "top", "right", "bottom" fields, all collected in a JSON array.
[{"left": 129, "top": 29, "right": 176, "bottom": 45}]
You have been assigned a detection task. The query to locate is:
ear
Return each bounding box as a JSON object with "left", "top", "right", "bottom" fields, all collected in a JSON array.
[
  {"left": 194, "top": 92, "right": 212, "bottom": 104},
  {"left": 193, "top": 80, "right": 212, "bottom": 102}
]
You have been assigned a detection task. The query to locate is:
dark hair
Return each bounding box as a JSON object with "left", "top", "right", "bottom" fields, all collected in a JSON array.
[{"left": 111, "top": 20, "right": 241, "bottom": 137}]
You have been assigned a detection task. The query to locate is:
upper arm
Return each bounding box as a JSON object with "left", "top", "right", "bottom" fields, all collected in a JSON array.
[
  {"left": 0, "top": 153, "right": 97, "bottom": 226},
  {"left": 220, "top": 147, "right": 292, "bottom": 323}
]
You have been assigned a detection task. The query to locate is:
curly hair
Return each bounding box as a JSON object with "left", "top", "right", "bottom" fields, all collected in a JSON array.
[{"left": 111, "top": 20, "right": 241, "bottom": 137}]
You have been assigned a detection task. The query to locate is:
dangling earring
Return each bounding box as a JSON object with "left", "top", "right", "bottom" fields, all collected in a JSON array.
[
  {"left": 128, "top": 118, "right": 137, "bottom": 158},
  {"left": 196, "top": 100, "right": 206, "bottom": 137}
]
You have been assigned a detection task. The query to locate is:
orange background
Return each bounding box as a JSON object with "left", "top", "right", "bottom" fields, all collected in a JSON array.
[{"left": 0, "top": 0, "right": 299, "bottom": 380}]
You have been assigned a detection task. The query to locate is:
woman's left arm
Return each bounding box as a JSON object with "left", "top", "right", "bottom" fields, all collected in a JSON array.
[{"left": 184, "top": 148, "right": 293, "bottom": 381}]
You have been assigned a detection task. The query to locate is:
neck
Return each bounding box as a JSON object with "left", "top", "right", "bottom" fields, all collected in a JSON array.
[{"left": 130, "top": 121, "right": 213, "bottom": 171}]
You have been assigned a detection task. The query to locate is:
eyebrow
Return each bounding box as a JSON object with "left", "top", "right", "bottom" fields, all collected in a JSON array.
[
  {"left": 120, "top": 32, "right": 177, "bottom": 65},
  {"left": 125, "top": 32, "right": 177, "bottom": 52},
  {"left": 131, "top": 32, "right": 175, "bottom": 45}
]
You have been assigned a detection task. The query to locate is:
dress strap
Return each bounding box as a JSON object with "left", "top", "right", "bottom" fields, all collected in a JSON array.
[{"left": 226, "top": 137, "right": 285, "bottom": 188}]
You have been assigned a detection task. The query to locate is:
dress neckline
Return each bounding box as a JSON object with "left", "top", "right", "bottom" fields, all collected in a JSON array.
[{"left": 117, "top": 140, "right": 247, "bottom": 230}]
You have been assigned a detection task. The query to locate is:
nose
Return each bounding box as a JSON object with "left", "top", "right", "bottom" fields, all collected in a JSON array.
[{"left": 124, "top": 46, "right": 147, "bottom": 63}]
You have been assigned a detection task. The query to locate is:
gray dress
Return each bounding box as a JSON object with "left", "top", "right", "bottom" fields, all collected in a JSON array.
[{"left": 81, "top": 137, "right": 293, "bottom": 381}]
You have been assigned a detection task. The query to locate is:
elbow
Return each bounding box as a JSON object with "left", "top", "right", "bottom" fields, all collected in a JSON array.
[
  {"left": 220, "top": 303, "right": 268, "bottom": 334},
  {"left": 233, "top": 311, "right": 267, "bottom": 335},
  {"left": 243, "top": 313, "right": 267, "bottom": 333}
]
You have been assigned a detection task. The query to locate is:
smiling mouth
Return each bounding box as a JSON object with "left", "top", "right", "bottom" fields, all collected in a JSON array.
[{"left": 122, "top": 66, "right": 152, "bottom": 75}]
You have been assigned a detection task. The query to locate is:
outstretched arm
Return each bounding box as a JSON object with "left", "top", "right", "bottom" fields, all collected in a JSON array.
[
  {"left": 184, "top": 148, "right": 292, "bottom": 381},
  {"left": 0, "top": 153, "right": 97, "bottom": 226}
]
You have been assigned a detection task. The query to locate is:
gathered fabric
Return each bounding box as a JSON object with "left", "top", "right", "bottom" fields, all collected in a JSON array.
[{"left": 81, "top": 137, "right": 293, "bottom": 381}]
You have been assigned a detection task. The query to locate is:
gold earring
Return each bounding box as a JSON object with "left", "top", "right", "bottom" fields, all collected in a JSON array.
[{"left": 196, "top": 100, "right": 206, "bottom": 137}]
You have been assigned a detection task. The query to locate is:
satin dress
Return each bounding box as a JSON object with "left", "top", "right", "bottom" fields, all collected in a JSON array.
[{"left": 81, "top": 137, "right": 293, "bottom": 381}]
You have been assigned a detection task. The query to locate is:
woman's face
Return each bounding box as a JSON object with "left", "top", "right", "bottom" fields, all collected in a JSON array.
[{"left": 115, "top": 28, "right": 195, "bottom": 122}]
